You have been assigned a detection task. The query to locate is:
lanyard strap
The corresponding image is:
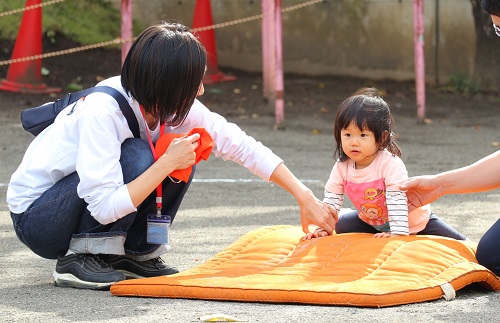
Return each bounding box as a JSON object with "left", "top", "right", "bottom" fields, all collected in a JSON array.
[{"left": 140, "top": 106, "right": 165, "bottom": 212}]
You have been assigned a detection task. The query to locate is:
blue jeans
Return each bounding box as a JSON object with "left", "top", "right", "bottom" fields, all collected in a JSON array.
[
  {"left": 10, "top": 138, "right": 193, "bottom": 260},
  {"left": 476, "top": 219, "right": 500, "bottom": 276},
  {"left": 335, "top": 210, "right": 467, "bottom": 240}
]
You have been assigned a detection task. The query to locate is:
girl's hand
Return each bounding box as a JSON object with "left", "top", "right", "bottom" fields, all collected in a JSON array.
[
  {"left": 303, "top": 228, "right": 330, "bottom": 240},
  {"left": 160, "top": 133, "right": 200, "bottom": 171},
  {"left": 373, "top": 232, "right": 395, "bottom": 238}
]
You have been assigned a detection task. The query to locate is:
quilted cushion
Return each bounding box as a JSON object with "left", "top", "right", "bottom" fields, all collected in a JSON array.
[{"left": 110, "top": 225, "right": 500, "bottom": 307}]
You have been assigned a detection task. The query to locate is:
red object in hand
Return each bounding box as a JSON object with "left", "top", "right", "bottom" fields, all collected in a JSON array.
[{"left": 155, "top": 128, "right": 214, "bottom": 182}]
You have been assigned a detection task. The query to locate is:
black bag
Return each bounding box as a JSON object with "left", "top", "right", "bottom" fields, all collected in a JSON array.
[{"left": 20, "top": 86, "right": 140, "bottom": 138}]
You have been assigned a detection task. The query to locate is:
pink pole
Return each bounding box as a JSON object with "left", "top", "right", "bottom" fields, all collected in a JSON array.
[
  {"left": 274, "top": 0, "right": 284, "bottom": 127},
  {"left": 413, "top": 0, "right": 426, "bottom": 122},
  {"left": 121, "top": 0, "right": 133, "bottom": 65},
  {"left": 262, "top": 0, "right": 275, "bottom": 101},
  {"left": 262, "top": 0, "right": 269, "bottom": 100}
]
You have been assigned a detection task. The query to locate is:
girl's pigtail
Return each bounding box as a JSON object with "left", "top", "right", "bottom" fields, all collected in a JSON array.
[{"left": 387, "top": 132, "right": 402, "bottom": 157}]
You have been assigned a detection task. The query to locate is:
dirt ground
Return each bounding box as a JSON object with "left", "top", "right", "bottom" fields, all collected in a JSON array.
[{"left": 0, "top": 38, "right": 499, "bottom": 322}]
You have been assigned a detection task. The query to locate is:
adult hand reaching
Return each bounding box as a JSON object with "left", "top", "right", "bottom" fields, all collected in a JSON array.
[
  {"left": 269, "top": 163, "right": 338, "bottom": 234},
  {"left": 400, "top": 175, "right": 444, "bottom": 212},
  {"left": 298, "top": 193, "right": 338, "bottom": 234},
  {"left": 401, "top": 151, "right": 500, "bottom": 212}
]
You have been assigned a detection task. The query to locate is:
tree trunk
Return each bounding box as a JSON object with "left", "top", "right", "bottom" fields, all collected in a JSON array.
[{"left": 471, "top": 0, "right": 500, "bottom": 92}]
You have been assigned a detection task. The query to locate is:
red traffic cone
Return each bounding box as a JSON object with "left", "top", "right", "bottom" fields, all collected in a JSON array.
[
  {"left": 192, "top": 0, "right": 236, "bottom": 85},
  {"left": 0, "top": 0, "right": 60, "bottom": 94}
]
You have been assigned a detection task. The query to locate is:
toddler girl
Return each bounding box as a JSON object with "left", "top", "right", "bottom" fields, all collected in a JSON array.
[{"left": 304, "top": 88, "right": 466, "bottom": 240}]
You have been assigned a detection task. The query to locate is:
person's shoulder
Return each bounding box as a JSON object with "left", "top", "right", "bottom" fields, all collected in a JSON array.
[
  {"left": 378, "top": 149, "right": 403, "bottom": 162},
  {"left": 332, "top": 158, "right": 350, "bottom": 175},
  {"left": 376, "top": 149, "right": 406, "bottom": 169},
  {"left": 191, "top": 98, "right": 207, "bottom": 110},
  {"left": 93, "top": 76, "right": 132, "bottom": 101},
  {"left": 187, "top": 99, "right": 220, "bottom": 119},
  {"left": 334, "top": 158, "right": 349, "bottom": 167},
  {"left": 95, "top": 75, "right": 121, "bottom": 87}
]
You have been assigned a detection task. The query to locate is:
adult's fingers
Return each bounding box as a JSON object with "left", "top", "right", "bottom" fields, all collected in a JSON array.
[
  {"left": 302, "top": 221, "right": 311, "bottom": 234},
  {"left": 183, "top": 133, "right": 200, "bottom": 149},
  {"left": 319, "top": 203, "right": 337, "bottom": 234},
  {"left": 324, "top": 203, "right": 338, "bottom": 222},
  {"left": 322, "top": 217, "right": 335, "bottom": 235},
  {"left": 184, "top": 133, "right": 201, "bottom": 143},
  {"left": 400, "top": 177, "right": 419, "bottom": 191}
]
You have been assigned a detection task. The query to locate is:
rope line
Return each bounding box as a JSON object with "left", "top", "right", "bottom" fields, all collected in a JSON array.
[
  {"left": 0, "top": 0, "right": 325, "bottom": 66},
  {"left": 0, "top": 38, "right": 126, "bottom": 66},
  {"left": 0, "top": 0, "right": 67, "bottom": 17},
  {"left": 191, "top": 0, "right": 324, "bottom": 32}
]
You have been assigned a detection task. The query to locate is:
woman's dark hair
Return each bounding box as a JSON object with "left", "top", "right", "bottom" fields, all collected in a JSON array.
[
  {"left": 121, "top": 21, "right": 207, "bottom": 126},
  {"left": 333, "top": 87, "right": 401, "bottom": 162},
  {"left": 482, "top": 0, "right": 500, "bottom": 16}
]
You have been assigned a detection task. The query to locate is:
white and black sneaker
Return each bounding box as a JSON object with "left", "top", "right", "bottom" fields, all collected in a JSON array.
[
  {"left": 101, "top": 255, "right": 179, "bottom": 279},
  {"left": 53, "top": 254, "right": 125, "bottom": 290}
]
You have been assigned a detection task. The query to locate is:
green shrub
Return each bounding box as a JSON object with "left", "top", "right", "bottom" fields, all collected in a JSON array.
[
  {"left": 0, "top": 0, "right": 141, "bottom": 45},
  {"left": 443, "top": 71, "right": 480, "bottom": 95}
]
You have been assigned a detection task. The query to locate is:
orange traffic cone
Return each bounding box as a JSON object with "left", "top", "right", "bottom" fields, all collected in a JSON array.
[
  {"left": 192, "top": 0, "right": 236, "bottom": 85},
  {"left": 0, "top": 0, "right": 60, "bottom": 93}
]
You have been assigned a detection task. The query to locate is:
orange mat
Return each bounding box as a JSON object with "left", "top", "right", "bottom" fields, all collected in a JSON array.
[{"left": 110, "top": 225, "right": 500, "bottom": 307}]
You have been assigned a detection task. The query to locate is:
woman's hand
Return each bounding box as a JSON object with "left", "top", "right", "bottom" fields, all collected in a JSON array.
[
  {"left": 159, "top": 133, "right": 200, "bottom": 171},
  {"left": 400, "top": 175, "right": 442, "bottom": 212},
  {"left": 269, "top": 163, "right": 338, "bottom": 235},
  {"left": 373, "top": 232, "right": 395, "bottom": 238},
  {"left": 298, "top": 197, "right": 338, "bottom": 235},
  {"left": 127, "top": 133, "right": 201, "bottom": 207}
]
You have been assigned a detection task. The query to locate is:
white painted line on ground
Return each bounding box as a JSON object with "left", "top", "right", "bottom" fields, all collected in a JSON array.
[
  {"left": 0, "top": 179, "right": 322, "bottom": 186},
  {"left": 193, "top": 179, "right": 322, "bottom": 183}
]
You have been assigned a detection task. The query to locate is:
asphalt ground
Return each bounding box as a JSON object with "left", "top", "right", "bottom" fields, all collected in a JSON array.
[{"left": 0, "top": 91, "right": 499, "bottom": 322}]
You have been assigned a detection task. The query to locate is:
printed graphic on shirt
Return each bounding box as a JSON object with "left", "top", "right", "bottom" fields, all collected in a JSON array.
[
  {"left": 364, "top": 187, "right": 384, "bottom": 200},
  {"left": 344, "top": 178, "right": 388, "bottom": 228},
  {"left": 359, "top": 201, "right": 385, "bottom": 225}
]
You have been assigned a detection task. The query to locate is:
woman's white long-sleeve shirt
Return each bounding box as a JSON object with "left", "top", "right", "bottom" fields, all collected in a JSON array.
[{"left": 7, "top": 76, "right": 283, "bottom": 224}]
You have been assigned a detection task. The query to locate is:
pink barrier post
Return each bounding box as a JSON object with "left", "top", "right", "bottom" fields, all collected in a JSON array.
[
  {"left": 262, "top": 0, "right": 275, "bottom": 102},
  {"left": 274, "top": 0, "right": 284, "bottom": 128},
  {"left": 413, "top": 0, "right": 426, "bottom": 122},
  {"left": 121, "top": 0, "right": 133, "bottom": 65}
]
